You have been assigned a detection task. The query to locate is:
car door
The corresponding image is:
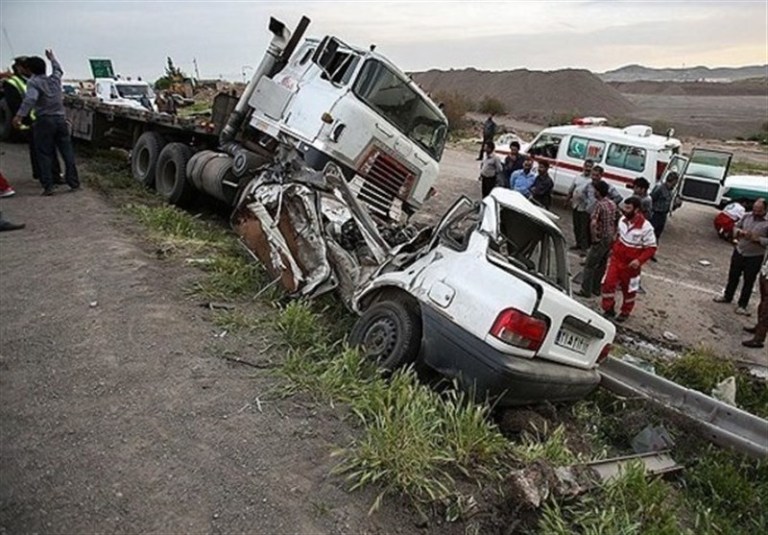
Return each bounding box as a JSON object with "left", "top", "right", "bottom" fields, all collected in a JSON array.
[{"left": 676, "top": 148, "right": 733, "bottom": 206}]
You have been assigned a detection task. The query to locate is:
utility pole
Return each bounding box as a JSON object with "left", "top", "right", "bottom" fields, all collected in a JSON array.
[{"left": 193, "top": 57, "right": 200, "bottom": 80}]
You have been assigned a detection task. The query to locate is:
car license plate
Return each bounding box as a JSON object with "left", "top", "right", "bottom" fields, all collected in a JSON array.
[{"left": 555, "top": 328, "right": 589, "bottom": 354}]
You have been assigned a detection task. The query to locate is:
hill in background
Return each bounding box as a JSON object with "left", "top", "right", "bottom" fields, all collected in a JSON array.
[
  {"left": 412, "top": 68, "right": 636, "bottom": 122},
  {"left": 599, "top": 64, "right": 768, "bottom": 82}
]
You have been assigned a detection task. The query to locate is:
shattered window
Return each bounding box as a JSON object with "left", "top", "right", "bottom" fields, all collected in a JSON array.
[
  {"left": 353, "top": 59, "right": 447, "bottom": 160},
  {"left": 491, "top": 207, "right": 568, "bottom": 290},
  {"left": 527, "top": 134, "right": 563, "bottom": 159},
  {"left": 320, "top": 51, "right": 360, "bottom": 85},
  {"left": 439, "top": 204, "right": 482, "bottom": 251}
]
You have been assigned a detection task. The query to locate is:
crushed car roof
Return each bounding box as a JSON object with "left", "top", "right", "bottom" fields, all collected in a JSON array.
[{"left": 484, "top": 188, "right": 562, "bottom": 233}]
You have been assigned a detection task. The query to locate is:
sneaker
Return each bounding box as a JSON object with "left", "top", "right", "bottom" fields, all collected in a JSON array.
[
  {"left": 650, "top": 256, "right": 658, "bottom": 263},
  {"left": 0, "top": 188, "right": 15, "bottom": 198},
  {"left": 0, "top": 220, "right": 25, "bottom": 232},
  {"left": 41, "top": 188, "right": 54, "bottom": 196},
  {"left": 735, "top": 306, "right": 751, "bottom": 316},
  {"left": 743, "top": 326, "right": 757, "bottom": 334},
  {"left": 69, "top": 185, "right": 81, "bottom": 192},
  {"left": 742, "top": 339, "right": 765, "bottom": 349},
  {"left": 713, "top": 295, "right": 730, "bottom": 304},
  {"left": 615, "top": 314, "right": 629, "bottom": 323},
  {"left": 603, "top": 309, "right": 616, "bottom": 319}
]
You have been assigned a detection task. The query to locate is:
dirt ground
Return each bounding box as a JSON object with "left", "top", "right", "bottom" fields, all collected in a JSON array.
[
  {"left": 416, "top": 144, "right": 768, "bottom": 372},
  {"left": 0, "top": 142, "right": 449, "bottom": 534}
]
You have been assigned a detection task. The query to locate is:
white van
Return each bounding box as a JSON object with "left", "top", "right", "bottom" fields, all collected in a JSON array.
[
  {"left": 94, "top": 78, "right": 158, "bottom": 113},
  {"left": 521, "top": 118, "right": 682, "bottom": 197}
]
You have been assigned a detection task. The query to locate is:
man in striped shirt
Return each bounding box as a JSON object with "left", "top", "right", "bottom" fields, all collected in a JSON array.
[
  {"left": 601, "top": 196, "right": 657, "bottom": 322},
  {"left": 576, "top": 181, "right": 617, "bottom": 298}
]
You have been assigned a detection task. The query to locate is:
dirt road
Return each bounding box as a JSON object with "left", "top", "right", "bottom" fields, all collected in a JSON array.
[
  {"left": 419, "top": 145, "right": 768, "bottom": 370},
  {"left": 0, "top": 142, "right": 423, "bottom": 534}
]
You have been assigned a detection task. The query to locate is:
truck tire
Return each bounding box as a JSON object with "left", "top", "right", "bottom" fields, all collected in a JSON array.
[
  {"left": 155, "top": 143, "right": 194, "bottom": 206},
  {"left": 349, "top": 298, "right": 422, "bottom": 371},
  {"left": 0, "top": 99, "right": 13, "bottom": 142},
  {"left": 131, "top": 131, "right": 165, "bottom": 186}
]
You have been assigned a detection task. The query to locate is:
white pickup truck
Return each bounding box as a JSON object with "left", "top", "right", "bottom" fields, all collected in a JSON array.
[{"left": 232, "top": 153, "right": 615, "bottom": 405}]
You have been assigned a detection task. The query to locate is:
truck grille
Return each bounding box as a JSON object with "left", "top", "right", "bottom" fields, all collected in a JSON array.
[{"left": 355, "top": 148, "right": 416, "bottom": 221}]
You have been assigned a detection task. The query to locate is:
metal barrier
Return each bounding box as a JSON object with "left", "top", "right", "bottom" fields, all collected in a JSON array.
[{"left": 599, "top": 357, "right": 768, "bottom": 460}]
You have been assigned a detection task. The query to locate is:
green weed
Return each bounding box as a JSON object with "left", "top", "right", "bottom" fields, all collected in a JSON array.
[
  {"left": 730, "top": 159, "right": 768, "bottom": 175},
  {"left": 538, "top": 461, "right": 682, "bottom": 535},
  {"left": 212, "top": 309, "right": 264, "bottom": 333},
  {"left": 193, "top": 251, "right": 265, "bottom": 299},
  {"left": 275, "top": 301, "right": 327, "bottom": 350},
  {"left": 512, "top": 424, "right": 580, "bottom": 466}
]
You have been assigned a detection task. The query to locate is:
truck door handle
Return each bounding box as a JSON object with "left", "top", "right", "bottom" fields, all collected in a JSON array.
[{"left": 375, "top": 122, "right": 394, "bottom": 138}]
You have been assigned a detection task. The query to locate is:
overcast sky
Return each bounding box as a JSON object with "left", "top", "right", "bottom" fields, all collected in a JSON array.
[{"left": 1, "top": 0, "right": 766, "bottom": 81}]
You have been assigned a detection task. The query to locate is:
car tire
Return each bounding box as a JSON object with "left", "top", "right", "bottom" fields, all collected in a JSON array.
[
  {"left": 349, "top": 298, "right": 422, "bottom": 371},
  {"left": 131, "top": 131, "right": 165, "bottom": 187},
  {"left": 155, "top": 142, "right": 194, "bottom": 206}
]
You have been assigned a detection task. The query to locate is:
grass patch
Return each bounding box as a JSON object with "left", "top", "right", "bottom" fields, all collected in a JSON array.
[
  {"left": 192, "top": 250, "right": 265, "bottom": 300},
  {"left": 538, "top": 461, "right": 682, "bottom": 534},
  {"left": 212, "top": 308, "right": 265, "bottom": 333},
  {"left": 730, "top": 159, "right": 768, "bottom": 175},
  {"left": 512, "top": 424, "right": 581, "bottom": 466},
  {"left": 273, "top": 301, "right": 510, "bottom": 511},
  {"left": 81, "top": 149, "right": 150, "bottom": 197}
]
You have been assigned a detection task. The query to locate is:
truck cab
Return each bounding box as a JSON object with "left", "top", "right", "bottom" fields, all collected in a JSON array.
[
  {"left": 245, "top": 37, "right": 448, "bottom": 223},
  {"left": 95, "top": 78, "right": 157, "bottom": 112}
]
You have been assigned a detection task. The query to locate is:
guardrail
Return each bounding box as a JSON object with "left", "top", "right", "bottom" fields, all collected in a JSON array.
[{"left": 599, "top": 357, "right": 768, "bottom": 460}]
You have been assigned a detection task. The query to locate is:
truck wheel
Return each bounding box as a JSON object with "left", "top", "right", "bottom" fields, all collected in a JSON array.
[
  {"left": 131, "top": 131, "right": 165, "bottom": 186},
  {"left": 155, "top": 143, "right": 194, "bottom": 206},
  {"left": 350, "top": 298, "right": 422, "bottom": 371}
]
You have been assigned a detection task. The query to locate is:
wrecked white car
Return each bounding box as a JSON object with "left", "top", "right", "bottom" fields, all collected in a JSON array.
[{"left": 232, "top": 154, "right": 615, "bottom": 405}]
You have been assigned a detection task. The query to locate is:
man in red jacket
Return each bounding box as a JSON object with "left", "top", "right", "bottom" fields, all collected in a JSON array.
[{"left": 601, "top": 196, "right": 657, "bottom": 322}]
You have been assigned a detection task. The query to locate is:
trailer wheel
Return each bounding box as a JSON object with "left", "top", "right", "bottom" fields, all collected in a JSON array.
[
  {"left": 155, "top": 143, "right": 194, "bottom": 206},
  {"left": 349, "top": 298, "right": 422, "bottom": 371},
  {"left": 131, "top": 131, "right": 165, "bottom": 186}
]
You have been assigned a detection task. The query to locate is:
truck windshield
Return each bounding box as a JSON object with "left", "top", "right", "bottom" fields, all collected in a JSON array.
[
  {"left": 353, "top": 59, "right": 447, "bottom": 161},
  {"left": 117, "top": 85, "right": 153, "bottom": 99}
]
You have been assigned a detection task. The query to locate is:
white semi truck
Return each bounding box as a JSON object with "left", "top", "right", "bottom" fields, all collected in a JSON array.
[
  {"left": 66, "top": 15, "right": 615, "bottom": 405},
  {"left": 65, "top": 16, "right": 448, "bottom": 224}
]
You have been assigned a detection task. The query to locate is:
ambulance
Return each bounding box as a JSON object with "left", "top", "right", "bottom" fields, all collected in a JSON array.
[{"left": 521, "top": 118, "right": 682, "bottom": 198}]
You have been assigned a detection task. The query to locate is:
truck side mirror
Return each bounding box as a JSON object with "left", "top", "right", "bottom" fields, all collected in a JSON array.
[{"left": 312, "top": 36, "right": 341, "bottom": 72}]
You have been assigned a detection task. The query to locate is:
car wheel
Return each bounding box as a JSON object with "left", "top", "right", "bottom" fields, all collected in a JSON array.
[
  {"left": 131, "top": 131, "right": 165, "bottom": 187},
  {"left": 350, "top": 298, "right": 422, "bottom": 371},
  {"left": 155, "top": 142, "right": 194, "bottom": 206}
]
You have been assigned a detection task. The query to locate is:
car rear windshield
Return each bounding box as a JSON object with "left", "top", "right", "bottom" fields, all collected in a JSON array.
[{"left": 490, "top": 206, "right": 569, "bottom": 291}]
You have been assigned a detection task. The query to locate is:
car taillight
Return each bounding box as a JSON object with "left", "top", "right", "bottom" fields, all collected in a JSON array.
[
  {"left": 597, "top": 343, "right": 612, "bottom": 364},
  {"left": 490, "top": 308, "right": 548, "bottom": 351}
]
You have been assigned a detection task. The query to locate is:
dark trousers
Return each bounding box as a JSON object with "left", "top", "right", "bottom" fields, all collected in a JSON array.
[
  {"left": 33, "top": 115, "right": 79, "bottom": 190},
  {"left": 650, "top": 211, "right": 668, "bottom": 241},
  {"left": 481, "top": 176, "right": 496, "bottom": 198},
  {"left": 581, "top": 239, "right": 612, "bottom": 296},
  {"left": 28, "top": 127, "right": 61, "bottom": 182},
  {"left": 724, "top": 250, "right": 764, "bottom": 308},
  {"left": 753, "top": 274, "right": 768, "bottom": 342},
  {"left": 572, "top": 210, "right": 590, "bottom": 250}
]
